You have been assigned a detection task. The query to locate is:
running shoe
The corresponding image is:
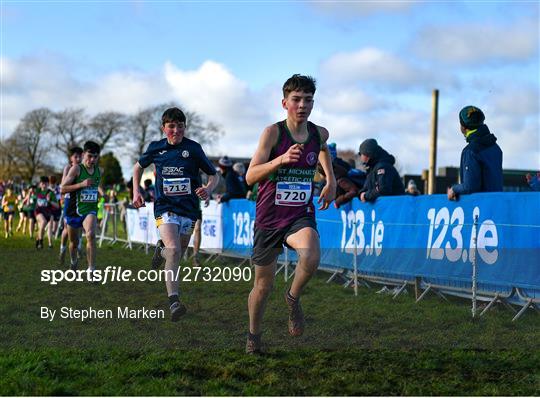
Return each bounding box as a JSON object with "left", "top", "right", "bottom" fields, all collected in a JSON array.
[
  {"left": 285, "top": 290, "right": 305, "bottom": 337},
  {"left": 245, "top": 333, "right": 263, "bottom": 355},
  {"left": 169, "top": 301, "right": 187, "bottom": 322},
  {"left": 151, "top": 239, "right": 165, "bottom": 269},
  {"left": 59, "top": 249, "right": 66, "bottom": 267}
]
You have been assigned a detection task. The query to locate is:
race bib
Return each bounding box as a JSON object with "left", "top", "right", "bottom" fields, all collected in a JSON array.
[
  {"left": 275, "top": 182, "right": 311, "bottom": 206},
  {"left": 80, "top": 188, "right": 98, "bottom": 202},
  {"left": 37, "top": 198, "right": 48, "bottom": 207},
  {"left": 163, "top": 178, "right": 191, "bottom": 196}
]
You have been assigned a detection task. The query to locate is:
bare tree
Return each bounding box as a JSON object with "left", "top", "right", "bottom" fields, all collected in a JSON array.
[
  {"left": 0, "top": 138, "right": 24, "bottom": 180},
  {"left": 88, "top": 111, "right": 126, "bottom": 151},
  {"left": 51, "top": 108, "right": 88, "bottom": 159},
  {"left": 10, "top": 108, "right": 53, "bottom": 180},
  {"left": 128, "top": 105, "right": 162, "bottom": 161},
  {"left": 125, "top": 103, "right": 224, "bottom": 161},
  {"left": 184, "top": 110, "right": 223, "bottom": 147}
]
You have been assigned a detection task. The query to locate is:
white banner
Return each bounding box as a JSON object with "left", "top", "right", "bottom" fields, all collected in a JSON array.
[
  {"left": 189, "top": 200, "right": 223, "bottom": 252},
  {"left": 126, "top": 201, "right": 222, "bottom": 252},
  {"left": 125, "top": 202, "right": 159, "bottom": 245}
]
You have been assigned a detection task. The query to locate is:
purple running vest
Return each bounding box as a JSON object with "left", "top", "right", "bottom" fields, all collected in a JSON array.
[{"left": 255, "top": 120, "right": 321, "bottom": 230}]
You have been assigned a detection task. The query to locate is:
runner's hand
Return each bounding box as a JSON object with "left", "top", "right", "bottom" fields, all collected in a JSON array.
[
  {"left": 280, "top": 144, "right": 303, "bottom": 165},
  {"left": 195, "top": 187, "right": 210, "bottom": 201},
  {"left": 447, "top": 187, "right": 458, "bottom": 201},
  {"left": 82, "top": 178, "right": 93, "bottom": 188},
  {"left": 132, "top": 191, "right": 145, "bottom": 208},
  {"left": 317, "top": 182, "right": 335, "bottom": 210}
]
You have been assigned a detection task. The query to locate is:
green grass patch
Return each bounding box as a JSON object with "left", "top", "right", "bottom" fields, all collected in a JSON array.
[{"left": 0, "top": 227, "right": 538, "bottom": 395}]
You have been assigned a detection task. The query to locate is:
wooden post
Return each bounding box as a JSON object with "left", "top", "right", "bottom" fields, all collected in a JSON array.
[{"left": 428, "top": 89, "right": 439, "bottom": 194}]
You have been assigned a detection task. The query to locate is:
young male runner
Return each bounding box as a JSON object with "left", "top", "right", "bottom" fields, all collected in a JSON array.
[
  {"left": 61, "top": 141, "right": 103, "bottom": 272},
  {"left": 1, "top": 187, "right": 17, "bottom": 238},
  {"left": 245, "top": 74, "right": 336, "bottom": 354},
  {"left": 59, "top": 147, "right": 83, "bottom": 265},
  {"left": 132, "top": 107, "right": 219, "bottom": 321},
  {"left": 34, "top": 177, "right": 59, "bottom": 249},
  {"left": 47, "top": 175, "right": 62, "bottom": 243},
  {"left": 22, "top": 185, "right": 37, "bottom": 238}
]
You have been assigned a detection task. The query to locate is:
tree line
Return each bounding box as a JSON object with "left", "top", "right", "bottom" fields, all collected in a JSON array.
[{"left": 0, "top": 103, "right": 223, "bottom": 181}]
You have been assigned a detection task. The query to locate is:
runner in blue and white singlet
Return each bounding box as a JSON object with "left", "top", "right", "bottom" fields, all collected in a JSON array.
[{"left": 132, "top": 107, "right": 219, "bottom": 322}]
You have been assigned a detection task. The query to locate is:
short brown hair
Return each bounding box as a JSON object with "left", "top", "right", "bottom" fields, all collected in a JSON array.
[{"left": 282, "top": 74, "right": 316, "bottom": 98}]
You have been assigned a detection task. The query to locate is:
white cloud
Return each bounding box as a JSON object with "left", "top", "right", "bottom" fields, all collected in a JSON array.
[
  {"left": 491, "top": 86, "right": 539, "bottom": 118},
  {"left": 78, "top": 71, "right": 169, "bottom": 116},
  {"left": 164, "top": 60, "right": 276, "bottom": 156},
  {"left": 2, "top": 54, "right": 538, "bottom": 179},
  {"left": 320, "top": 47, "right": 456, "bottom": 90},
  {"left": 318, "top": 87, "right": 379, "bottom": 114},
  {"left": 1, "top": 55, "right": 171, "bottom": 137},
  {"left": 321, "top": 48, "right": 416, "bottom": 85},
  {"left": 310, "top": 2, "right": 415, "bottom": 17},
  {"left": 413, "top": 19, "right": 539, "bottom": 65}
]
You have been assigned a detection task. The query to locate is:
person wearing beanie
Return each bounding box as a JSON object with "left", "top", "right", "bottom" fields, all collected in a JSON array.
[
  {"left": 447, "top": 106, "right": 503, "bottom": 200},
  {"left": 357, "top": 138, "right": 404, "bottom": 202},
  {"left": 217, "top": 156, "right": 246, "bottom": 203},
  {"left": 405, "top": 179, "right": 421, "bottom": 196}
]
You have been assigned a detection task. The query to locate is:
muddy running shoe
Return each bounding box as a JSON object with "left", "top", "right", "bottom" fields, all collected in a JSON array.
[
  {"left": 152, "top": 239, "right": 165, "bottom": 270},
  {"left": 169, "top": 301, "right": 187, "bottom": 322},
  {"left": 245, "top": 333, "right": 263, "bottom": 355},
  {"left": 285, "top": 290, "right": 305, "bottom": 337},
  {"left": 59, "top": 249, "right": 66, "bottom": 266}
]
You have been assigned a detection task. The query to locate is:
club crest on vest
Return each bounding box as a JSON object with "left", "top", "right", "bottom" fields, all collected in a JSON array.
[{"left": 306, "top": 152, "right": 317, "bottom": 166}]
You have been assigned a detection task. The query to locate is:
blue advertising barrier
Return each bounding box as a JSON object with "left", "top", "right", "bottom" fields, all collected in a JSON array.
[{"left": 220, "top": 193, "right": 540, "bottom": 299}]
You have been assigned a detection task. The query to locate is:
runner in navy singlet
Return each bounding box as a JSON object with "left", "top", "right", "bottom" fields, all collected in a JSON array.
[{"left": 132, "top": 107, "right": 219, "bottom": 322}]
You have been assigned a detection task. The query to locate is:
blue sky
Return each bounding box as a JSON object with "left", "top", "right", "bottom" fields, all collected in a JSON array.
[{"left": 2, "top": 1, "right": 539, "bottom": 176}]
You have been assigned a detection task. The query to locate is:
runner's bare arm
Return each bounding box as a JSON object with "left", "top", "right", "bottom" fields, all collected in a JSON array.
[
  {"left": 132, "top": 162, "right": 145, "bottom": 208},
  {"left": 246, "top": 125, "right": 303, "bottom": 186},
  {"left": 205, "top": 173, "right": 220, "bottom": 192},
  {"left": 60, "top": 165, "right": 87, "bottom": 194},
  {"left": 60, "top": 164, "right": 71, "bottom": 185},
  {"left": 316, "top": 127, "right": 336, "bottom": 210},
  {"left": 195, "top": 173, "right": 220, "bottom": 201}
]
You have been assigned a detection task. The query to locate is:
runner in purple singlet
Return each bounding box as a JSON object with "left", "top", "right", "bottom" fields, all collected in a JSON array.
[{"left": 245, "top": 74, "right": 336, "bottom": 354}]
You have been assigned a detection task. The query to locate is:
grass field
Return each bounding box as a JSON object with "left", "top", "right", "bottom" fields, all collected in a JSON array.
[{"left": 0, "top": 225, "right": 539, "bottom": 395}]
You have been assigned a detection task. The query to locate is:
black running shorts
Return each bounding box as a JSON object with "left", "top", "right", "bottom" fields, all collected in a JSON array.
[{"left": 251, "top": 216, "right": 318, "bottom": 266}]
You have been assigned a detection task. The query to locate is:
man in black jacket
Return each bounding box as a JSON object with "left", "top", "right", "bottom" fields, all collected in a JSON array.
[
  {"left": 447, "top": 106, "right": 503, "bottom": 200},
  {"left": 217, "top": 156, "right": 247, "bottom": 203},
  {"left": 357, "top": 139, "right": 404, "bottom": 203}
]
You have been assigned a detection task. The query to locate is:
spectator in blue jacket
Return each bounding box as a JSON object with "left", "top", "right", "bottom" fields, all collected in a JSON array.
[
  {"left": 217, "top": 156, "right": 247, "bottom": 203},
  {"left": 525, "top": 172, "right": 540, "bottom": 191},
  {"left": 357, "top": 139, "right": 404, "bottom": 202},
  {"left": 448, "top": 106, "right": 503, "bottom": 201}
]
